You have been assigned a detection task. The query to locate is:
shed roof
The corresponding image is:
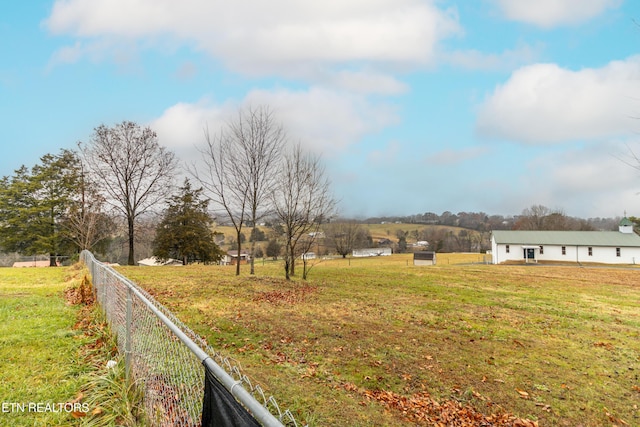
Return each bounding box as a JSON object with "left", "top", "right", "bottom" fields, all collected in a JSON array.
[{"left": 492, "top": 230, "right": 640, "bottom": 247}]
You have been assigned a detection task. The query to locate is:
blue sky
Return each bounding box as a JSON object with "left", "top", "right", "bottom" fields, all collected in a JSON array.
[{"left": 2, "top": 0, "right": 640, "bottom": 219}]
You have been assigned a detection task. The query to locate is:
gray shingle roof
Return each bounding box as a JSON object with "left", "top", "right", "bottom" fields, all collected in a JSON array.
[{"left": 492, "top": 230, "right": 640, "bottom": 247}]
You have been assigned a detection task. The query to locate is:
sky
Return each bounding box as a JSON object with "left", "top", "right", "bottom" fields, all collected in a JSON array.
[{"left": 2, "top": 0, "right": 640, "bottom": 219}]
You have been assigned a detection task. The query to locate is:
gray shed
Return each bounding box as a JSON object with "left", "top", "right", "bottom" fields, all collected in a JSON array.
[{"left": 413, "top": 251, "right": 436, "bottom": 266}]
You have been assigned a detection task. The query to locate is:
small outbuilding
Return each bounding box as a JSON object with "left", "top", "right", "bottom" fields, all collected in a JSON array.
[
  {"left": 301, "top": 252, "right": 316, "bottom": 260},
  {"left": 222, "top": 250, "right": 250, "bottom": 265},
  {"left": 413, "top": 251, "right": 436, "bottom": 266}
]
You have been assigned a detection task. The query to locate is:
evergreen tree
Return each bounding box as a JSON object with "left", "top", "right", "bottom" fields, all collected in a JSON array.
[
  {"left": 0, "top": 150, "right": 80, "bottom": 265},
  {"left": 153, "top": 180, "right": 223, "bottom": 265}
]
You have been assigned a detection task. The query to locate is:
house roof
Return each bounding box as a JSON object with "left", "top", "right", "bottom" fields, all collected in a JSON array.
[{"left": 492, "top": 230, "right": 640, "bottom": 247}]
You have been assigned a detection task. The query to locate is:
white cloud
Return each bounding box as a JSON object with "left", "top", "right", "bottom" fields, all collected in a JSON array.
[
  {"left": 150, "top": 99, "right": 225, "bottom": 150},
  {"left": 527, "top": 141, "right": 640, "bottom": 217},
  {"left": 491, "top": 0, "right": 622, "bottom": 28},
  {"left": 150, "top": 87, "right": 399, "bottom": 158},
  {"left": 243, "top": 87, "right": 399, "bottom": 154},
  {"left": 45, "top": 0, "right": 461, "bottom": 79},
  {"left": 324, "top": 70, "right": 408, "bottom": 95},
  {"left": 441, "top": 43, "right": 542, "bottom": 72},
  {"left": 476, "top": 56, "right": 640, "bottom": 145}
]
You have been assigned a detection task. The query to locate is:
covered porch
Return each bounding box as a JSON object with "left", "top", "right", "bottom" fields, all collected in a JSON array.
[{"left": 521, "top": 245, "right": 539, "bottom": 263}]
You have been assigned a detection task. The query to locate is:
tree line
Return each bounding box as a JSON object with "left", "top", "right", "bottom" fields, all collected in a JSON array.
[
  {"left": 365, "top": 205, "right": 622, "bottom": 234},
  {"left": 0, "top": 106, "right": 336, "bottom": 280}
]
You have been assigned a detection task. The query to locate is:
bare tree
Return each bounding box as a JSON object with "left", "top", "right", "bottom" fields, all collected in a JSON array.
[
  {"left": 272, "top": 144, "right": 336, "bottom": 280},
  {"left": 515, "top": 205, "right": 570, "bottom": 230},
  {"left": 192, "top": 106, "right": 285, "bottom": 275},
  {"left": 324, "top": 221, "right": 371, "bottom": 258},
  {"left": 228, "top": 106, "right": 285, "bottom": 274},
  {"left": 514, "top": 205, "right": 551, "bottom": 230},
  {"left": 192, "top": 126, "right": 248, "bottom": 276},
  {"left": 80, "top": 121, "right": 177, "bottom": 265},
  {"left": 61, "top": 161, "right": 114, "bottom": 253}
]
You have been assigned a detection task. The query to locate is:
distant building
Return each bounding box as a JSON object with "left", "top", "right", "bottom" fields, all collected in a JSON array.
[
  {"left": 352, "top": 247, "right": 392, "bottom": 257},
  {"left": 413, "top": 251, "right": 436, "bottom": 266},
  {"left": 222, "top": 250, "right": 250, "bottom": 265},
  {"left": 300, "top": 252, "right": 316, "bottom": 260},
  {"left": 12, "top": 260, "right": 57, "bottom": 268},
  {"left": 491, "top": 218, "right": 640, "bottom": 265},
  {"left": 138, "top": 257, "right": 183, "bottom": 266}
]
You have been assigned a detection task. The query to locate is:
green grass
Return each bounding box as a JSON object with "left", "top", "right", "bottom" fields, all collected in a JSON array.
[
  {"left": 0, "top": 267, "right": 91, "bottom": 426},
  {"left": 0, "top": 266, "right": 147, "bottom": 427},
  {"left": 117, "top": 255, "right": 640, "bottom": 426}
]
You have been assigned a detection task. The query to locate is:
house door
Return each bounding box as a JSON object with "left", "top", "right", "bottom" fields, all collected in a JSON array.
[{"left": 523, "top": 248, "right": 535, "bottom": 261}]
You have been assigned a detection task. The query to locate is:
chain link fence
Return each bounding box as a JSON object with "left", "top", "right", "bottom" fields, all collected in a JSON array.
[{"left": 80, "top": 250, "right": 302, "bottom": 427}]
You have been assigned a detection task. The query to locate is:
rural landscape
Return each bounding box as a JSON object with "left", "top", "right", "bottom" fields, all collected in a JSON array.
[
  {"left": 2, "top": 250, "right": 639, "bottom": 426},
  {"left": 2, "top": 2, "right": 640, "bottom": 426},
  {"left": 0, "top": 104, "right": 639, "bottom": 427}
]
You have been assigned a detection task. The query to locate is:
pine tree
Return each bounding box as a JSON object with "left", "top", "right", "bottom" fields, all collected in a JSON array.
[
  {"left": 0, "top": 150, "right": 80, "bottom": 265},
  {"left": 153, "top": 179, "right": 223, "bottom": 265}
]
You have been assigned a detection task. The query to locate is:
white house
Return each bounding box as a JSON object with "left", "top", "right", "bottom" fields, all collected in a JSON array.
[
  {"left": 352, "top": 247, "right": 392, "bottom": 257},
  {"left": 491, "top": 218, "right": 640, "bottom": 265}
]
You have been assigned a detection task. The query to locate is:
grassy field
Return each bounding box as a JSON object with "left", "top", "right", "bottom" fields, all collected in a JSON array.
[
  {"left": 362, "top": 222, "right": 470, "bottom": 242},
  {"left": 116, "top": 254, "right": 640, "bottom": 426},
  {"left": 0, "top": 266, "right": 91, "bottom": 426}
]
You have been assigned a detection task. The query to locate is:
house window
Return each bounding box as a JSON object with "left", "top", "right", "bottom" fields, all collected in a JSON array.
[
  {"left": 561, "top": 246, "right": 566, "bottom": 255},
  {"left": 588, "top": 247, "right": 593, "bottom": 256},
  {"left": 506, "top": 245, "right": 510, "bottom": 254},
  {"left": 539, "top": 245, "right": 544, "bottom": 255},
  {"left": 616, "top": 247, "right": 621, "bottom": 257}
]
